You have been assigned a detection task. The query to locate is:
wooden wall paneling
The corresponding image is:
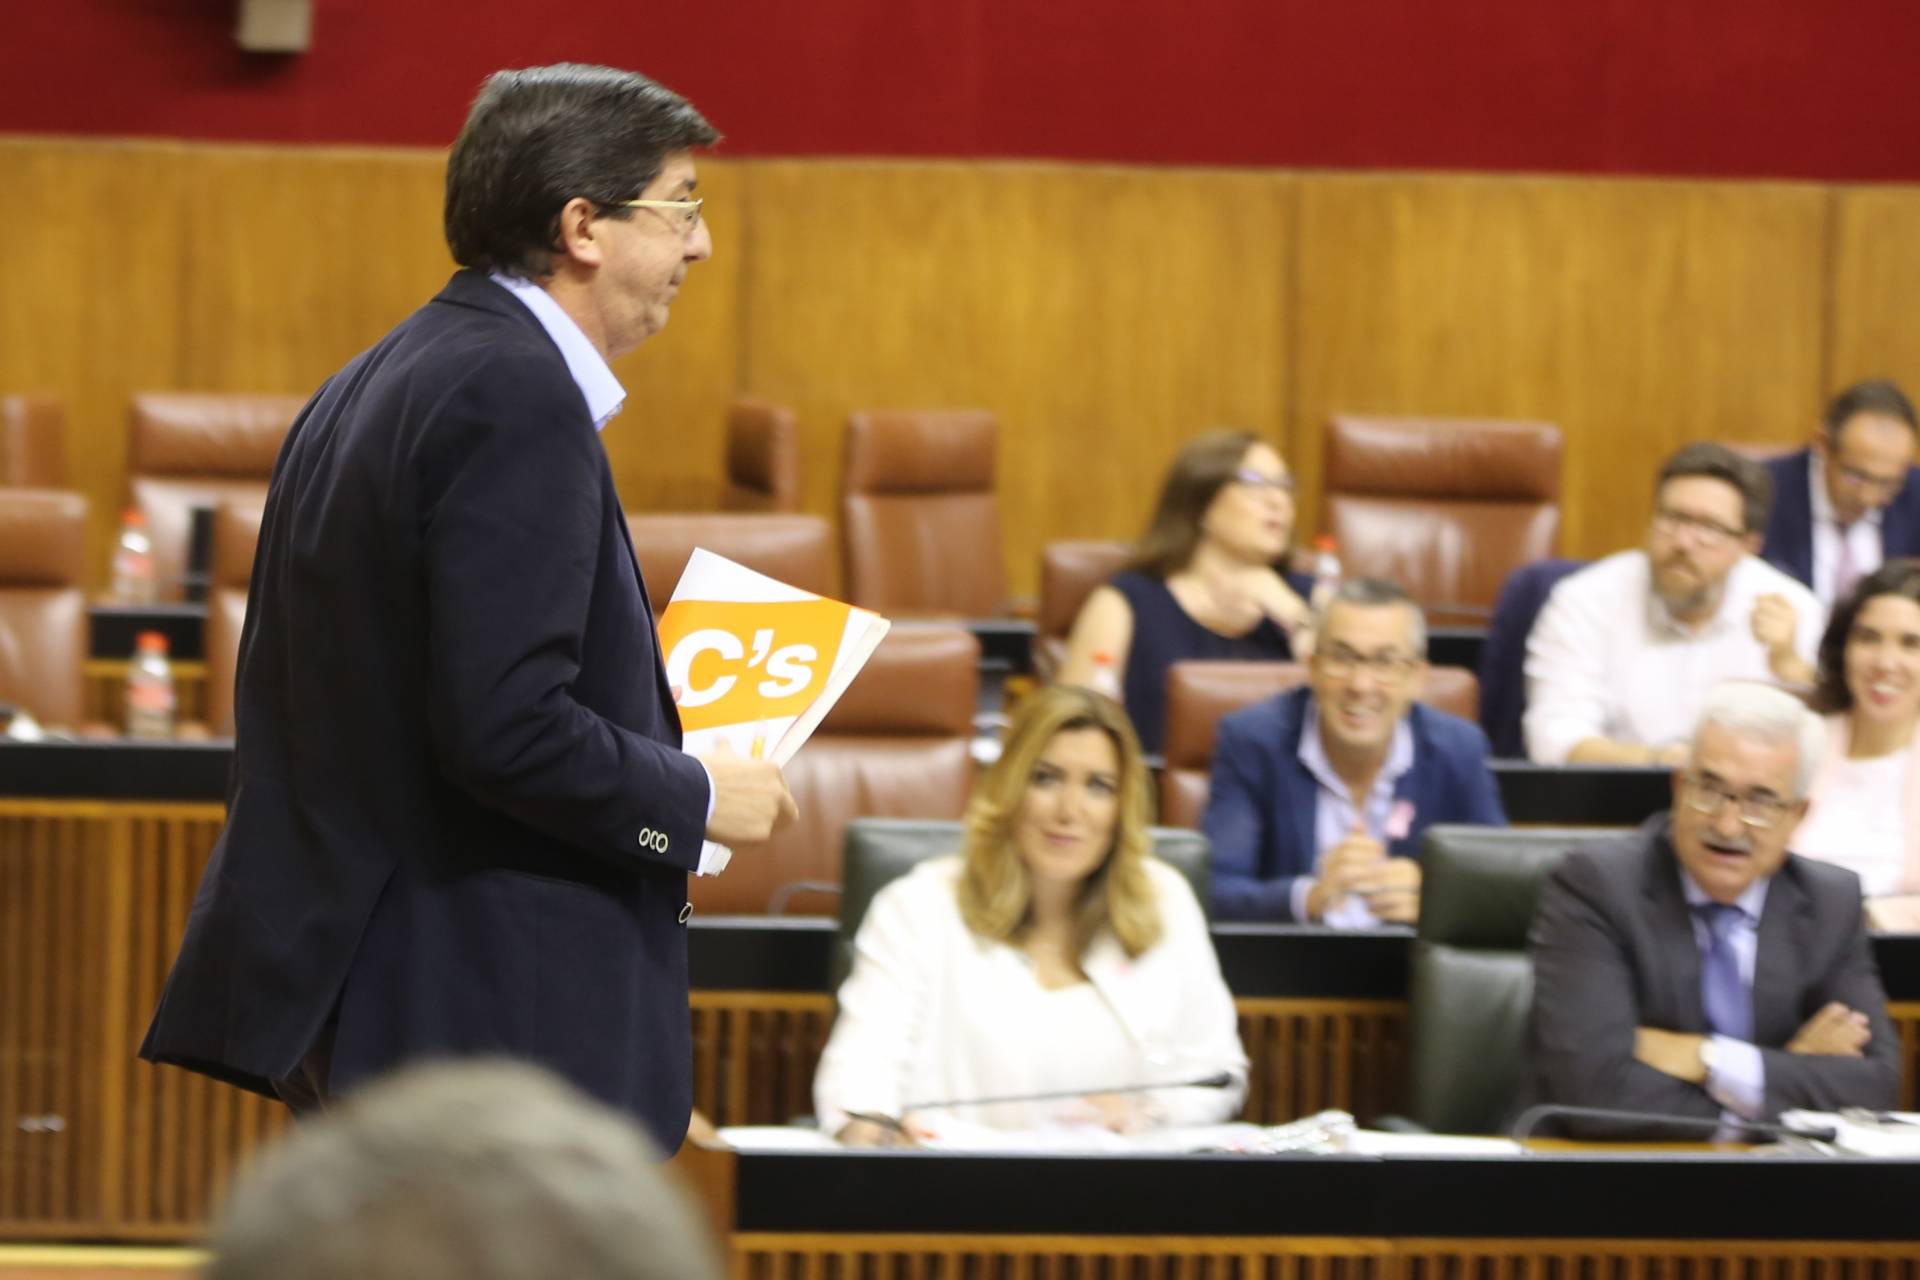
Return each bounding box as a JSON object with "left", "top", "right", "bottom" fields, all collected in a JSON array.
[
  {"left": 1829, "top": 185, "right": 1920, "bottom": 399},
  {"left": 1292, "top": 175, "right": 1828, "bottom": 559},
  {"left": 176, "top": 145, "right": 449, "bottom": 394},
  {"left": 740, "top": 161, "right": 1295, "bottom": 597},
  {"left": 0, "top": 138, "right": 192, "bottom": 589},
  {"left": 606, "top": 157, "right": 747, "bottom": 519}
]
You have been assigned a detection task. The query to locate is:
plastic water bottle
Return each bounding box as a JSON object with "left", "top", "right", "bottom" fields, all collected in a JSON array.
[
  {"left": 111, "top": 508, "right": 158, "bottom": 605},
  {"left": 125, "top": 631, "right": 176, "bottom": 740},
  {"left": 1309, "top": 534, "right": 1343, "bottom": 613},
  {"left": 1087, "top": 650, "right": 1123, "bottom": 701}
]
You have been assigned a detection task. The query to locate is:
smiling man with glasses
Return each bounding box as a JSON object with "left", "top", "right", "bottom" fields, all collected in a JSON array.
[
  {"left": 1521, "top": 680, "right": 1898, "bottom": 1138},
  {"left": 142, "top": 64, "right": 797, "bottom": 1151},
  {"left": 1525, "top": 442, "right": 1822, "bottom": 767},
  {"left": 1205, "top": 578, "right": 1505, "bottom": 925},
  {"left": 1759, "top": 380, "right": 1920, "bottom": 610}
]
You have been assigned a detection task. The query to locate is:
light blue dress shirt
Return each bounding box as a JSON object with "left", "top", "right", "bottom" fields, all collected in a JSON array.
[
  {"left": 1678, "top": 871, "right": 1771, "bottom": 1120},
  {"left": 1291, "top": 704, "right": 1415, "bottom": 926}
]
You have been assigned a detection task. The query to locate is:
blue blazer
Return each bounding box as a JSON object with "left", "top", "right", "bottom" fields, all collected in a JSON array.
[
  {"left": 1204, "top": 687, "right": 1506, "bottom": 922},
  {"left": 141, "top": 271, "right": 709, "bottom": 1150},
  {"left": 1760, "top": 448, "right": 1920, "bottom": 589}
]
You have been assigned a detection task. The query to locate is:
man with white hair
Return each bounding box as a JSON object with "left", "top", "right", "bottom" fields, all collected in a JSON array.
[{"left": 1522, "top": 681, "right": 1899, "bottom": 1136}]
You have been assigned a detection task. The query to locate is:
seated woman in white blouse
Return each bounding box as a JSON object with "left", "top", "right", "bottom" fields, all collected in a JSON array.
[
  {"left": 813, "top": 684, "right": 1248, "bottom": 1146},
  {"left": 1799, "top": 559, "right": 1920, "bottom": 929}
]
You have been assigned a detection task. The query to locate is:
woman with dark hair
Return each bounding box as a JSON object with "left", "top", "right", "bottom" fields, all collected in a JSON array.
[
  {"left": 1798, "top": 558, "right": 1920, "bottom": 927},
  {"left": 1059, "top": 429, "right": 1310, "bottom": 753},
  {"left": 812, "top": 685, "right": 1247, "bottom": 1146}
]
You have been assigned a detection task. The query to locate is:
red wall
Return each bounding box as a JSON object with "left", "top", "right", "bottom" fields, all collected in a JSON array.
[{"left": 6, "top": 0, "right": 1918, "bottom": 180}]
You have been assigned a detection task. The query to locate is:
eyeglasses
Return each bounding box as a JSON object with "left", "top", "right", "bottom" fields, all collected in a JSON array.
[
  {"left": 1314, "top": 643, "right": 1419, "bottom": 679},
  {"left": 617, "top": 197, "right": 705, "bottom": 236},
  {"left": 1680, "top": 774, "right": 1795, "bottom": 830},
  {"left": 1234, "top": 467, "right": 1297, "bottom": 495},
  {"left": 1833, "top": 462, "right": 1907, "bottom": 495},
  {"left": 1651, "top": 507, "right": 1745, "bottom": 547}
]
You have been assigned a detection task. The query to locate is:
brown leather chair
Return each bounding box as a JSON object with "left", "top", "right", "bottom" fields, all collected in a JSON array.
[
  {"left": 202, "top": 499, "right": 268, "bottom": 737},
  {"left": 127, "top": 392, "right": 304, "bottom": 601},
  {"left": 721, "top": 397, "right": 801, "bottom": 512},
  {"left": 1158, "top": 659, "right": 1481, "bottom": 828},
  {"left": 841, "top": 409, "right": 1005, "bottom": 616},
  {"left": 626, "top": 513, "right": 835, "bottom": 614},
  {"left": 688, "top": 624, "right": 980, "bottom": 915},
  {"left": 1321, "top": 416, "right": 1562, "bottom": 624},
  {"left": 1034, "top": 539, "right": 1132, "bottom": 682},
  {"left": 0, "top": 489, "right": 89, "bottom": 729},
  {"left": 0, "top": 393, "right": 69, "bottom": 487}
]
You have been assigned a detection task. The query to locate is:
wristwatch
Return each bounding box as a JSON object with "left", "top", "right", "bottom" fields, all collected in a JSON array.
[{"left": 1696, "top": 1036, "right": 1721, "bottom": 1082}]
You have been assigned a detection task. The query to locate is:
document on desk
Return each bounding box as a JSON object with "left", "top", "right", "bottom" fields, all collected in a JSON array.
[
  {"left": 659, "top": 550, "right": 891, "bottom": 875},
  {"left": 1780, "top": 1110, "right": 1920, "bottom": 1156}
]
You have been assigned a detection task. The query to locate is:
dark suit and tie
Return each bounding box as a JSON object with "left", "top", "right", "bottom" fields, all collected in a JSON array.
[
  {"left": 139, "top": 67, "right": 793, "bottom": 1153},
  {"left": 1523, "top": 815, "right": 1899, "bottom": 1135},
  {"left": 1760, "top": 447, "right": 1920, "bottom": 600}
]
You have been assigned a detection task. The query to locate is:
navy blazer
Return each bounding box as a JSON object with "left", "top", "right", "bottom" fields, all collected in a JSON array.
[
  {"left": 1522, "top": 816, "right": 1899, "bottom": 1136},
  {"left": 1760, "top": 448, "right": 1920, "bottom": 590},
  {"left": 1203, "top": 687, "right": 1506, "bottom": 922},
  {"left": 141, "top": 271, "right": 710, "bottom": 1150}
]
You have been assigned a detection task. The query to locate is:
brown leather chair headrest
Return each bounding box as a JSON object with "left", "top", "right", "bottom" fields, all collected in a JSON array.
[
  {"left": 0, "top": 393, "right": 69, "bottom": 488},
  {"left": 820, "top": 623, "right": 980, "bottom": 736},
  {"left": 843, "top": 410, "right": 997, "bottom": 494},
  {"left": 1326, "top": 416, "right": 1561, "bottom": 500},
  {"left": 130, "top": 392, "right": 306, "bottom": 477},
  {"left": 627, "top": 513, "right": 835, "bottom": 607},
  {"left": 212, "top": 498, "right": 268, "bottom": 588},
  {"left": 0, "top": 489, "right": 87, "bottom": 585},
  {"left": 1039, "top": 540, "right": 1132, "bottom": 639},
  {"left": 724, "top": 398, "right": 800, "bottom": 504},
  {"left": 1163, "top": 662, "right": 1307, "bottom": 770}
]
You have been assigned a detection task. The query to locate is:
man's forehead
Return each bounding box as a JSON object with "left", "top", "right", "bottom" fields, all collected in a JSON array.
[
  {"left": 1321, "top": 601, "right": 1415, "bottom": 649},
  {"left": 649, "top": 151, "right": 700, "bottom": 193},
  {"left": 1657, "top": 475, "right": 1744, "bottom": 521},
  {"left": 1693, "top": 724, "right": 1798, "bottom": 791},
  {"left": 1834, "top": 412, "right": 1916, "bottom": 463}
]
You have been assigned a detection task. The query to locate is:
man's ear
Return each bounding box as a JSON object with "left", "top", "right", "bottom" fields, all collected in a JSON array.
[{"left": 552, "top": 196, "right": 606, "bottom": 269}]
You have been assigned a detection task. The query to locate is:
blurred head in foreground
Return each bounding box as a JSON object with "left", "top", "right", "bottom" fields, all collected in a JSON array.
[{"left": 207, "top": 1059, "right": 723, "bottom": 1280}]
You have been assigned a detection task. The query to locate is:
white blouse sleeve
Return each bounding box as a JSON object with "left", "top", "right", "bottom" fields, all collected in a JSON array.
[
  {"left": 810, "top": 873, "right": 939, "bottom": 1137},
  {"left": 1145, "top": 871, "right": 1251, "bottom": 1127}
]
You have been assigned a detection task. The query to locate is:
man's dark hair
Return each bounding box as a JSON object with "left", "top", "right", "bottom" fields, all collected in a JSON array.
[
  {"left": 1655, "top": 442, "right": 1773, "bottom": 536},
  {"left": 1824, "top": 379, "right": 1919, "bottom": 444},
  {"left": 444, "top": 63, "right": 720, "bottom": 279}
]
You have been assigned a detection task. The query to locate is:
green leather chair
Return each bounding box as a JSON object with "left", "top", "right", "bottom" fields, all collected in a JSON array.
[
  {"left": 1405, "top": 824, "right": 1615, "bottom": 1134},
  {"left": 832, "top": 817, "right": 1212, "bottom": 990}
]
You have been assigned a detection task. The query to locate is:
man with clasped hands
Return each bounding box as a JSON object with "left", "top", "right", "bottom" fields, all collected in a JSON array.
[{"left": 141, "top": 64, "right": 795, "bottom": 1151}]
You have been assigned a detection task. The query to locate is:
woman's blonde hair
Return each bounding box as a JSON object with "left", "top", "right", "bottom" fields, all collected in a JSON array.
[{"left": 957, "top": 685, "right": 1163, "bottom": 959}]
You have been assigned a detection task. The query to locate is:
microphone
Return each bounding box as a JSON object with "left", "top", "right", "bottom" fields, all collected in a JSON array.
[
  {"left": 900, "top": 1070, "right": 1236, "bottom": 1117},
  {"left": 1510, "top": 1103, "right": 1836, "bottom": 1146}
]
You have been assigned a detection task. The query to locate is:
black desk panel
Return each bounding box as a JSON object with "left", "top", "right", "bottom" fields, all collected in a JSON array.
[
  {"left": 91, "top": 603, "right": 206, "bottom": 661},
  {"left": 731, "top": 1149, "right": 1920, "bottom": 1240}
]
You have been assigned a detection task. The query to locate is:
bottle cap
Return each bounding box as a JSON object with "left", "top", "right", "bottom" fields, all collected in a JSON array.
[
  {"left": 123, "top": 508, "right": 148, "bottom": 526},
  {"left": 1092, "top": 649, "right": 1116, "bottom": 666},
  {"left": 1314, "top": 533, "right": 1337, "bottom": 551},
  {"left": 136, "top": 631, "right": 169, "bottom": 655}
]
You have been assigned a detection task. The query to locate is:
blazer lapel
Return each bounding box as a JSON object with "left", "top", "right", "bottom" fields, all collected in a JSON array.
[
  {"left": 1751, "top": 863, "right": 1810, "bottom": 1047},
  {"left": 1642, "top": 836, "right": 1708, "bottom": 1031}
]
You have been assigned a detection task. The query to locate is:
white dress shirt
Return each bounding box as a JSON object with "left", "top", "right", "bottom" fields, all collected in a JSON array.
[
  {"left": 487, "top": 273, "right": 725, "bottom": 874},
  {"left": 1523, "top": 551, "right": 1822, "bottom": 764},
  {"left": 1808, "top": 452, "right": 1884, "bottom": 610},
  {"left": 812, "top": 856, "right": 1249, "bottom": 1139}
]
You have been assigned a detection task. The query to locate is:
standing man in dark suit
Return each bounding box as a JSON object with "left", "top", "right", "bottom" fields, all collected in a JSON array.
[
  {"left": 141, "top": 64, "right": 796, "bottom": 1152},
  {"left": 1524, "top": 681, "right": 1898, "bottom": 1137},
  {"left": 1204, "top": 578, "right": 1506, "bottom": 924},
  {"left": 1761, "top": 379, "right": 1920, "bottom": 611}
]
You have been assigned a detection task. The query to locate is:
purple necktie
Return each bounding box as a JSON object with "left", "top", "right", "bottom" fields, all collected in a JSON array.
[
  {"left": 1695, "top": 903, "right": 1752, "bottom": 1043},
  {"left": 1834, "top": 524, "right": 1861, "bottom": 603}
]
